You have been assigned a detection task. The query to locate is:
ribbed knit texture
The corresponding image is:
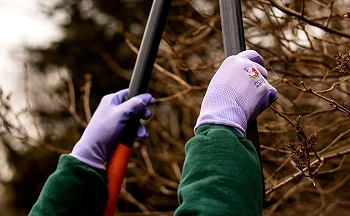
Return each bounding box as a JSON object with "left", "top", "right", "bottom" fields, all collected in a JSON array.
[
  {"left": 175, "top": 124, "right": 263, "bottom": 216},
  {"left": 29, "top": 155, "right": 108, "bottom": 216}
]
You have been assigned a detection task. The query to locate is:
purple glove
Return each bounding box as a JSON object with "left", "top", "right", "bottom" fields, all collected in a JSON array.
[
  {"left": 194, "top": 50, "right": 278, "bottom": 136},
  {"left": 70, "top": 89, "right": 155, "bottom": 170}
]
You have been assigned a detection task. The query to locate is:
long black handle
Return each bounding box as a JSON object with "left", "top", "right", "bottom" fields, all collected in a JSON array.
[
  {"left": 128, "top": 0, "right": 172, "bottom": 98},
  {"left": 219, "top": 0, "right": 265, "bottom": 203},
  {"left": 119, "top": 0, "right": 172, "bottom": 147},
  {"left": 104, "top": 1, "right": 172, "bottom": 215},
  {"left": 219, "top": 0, "right": 245, "bottom": 56}
]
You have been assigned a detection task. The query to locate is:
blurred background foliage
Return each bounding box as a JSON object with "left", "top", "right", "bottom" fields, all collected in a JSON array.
[{"left": 1, "top": 0, "right": 350, "bottom": 215}]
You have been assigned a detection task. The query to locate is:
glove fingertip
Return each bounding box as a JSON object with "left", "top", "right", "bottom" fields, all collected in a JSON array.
[
  {"left": 248, "top": 87, "right": 278, "bottom": 122},
  {"left": 237, "top": 50, "right": 264, "bottom": 66},
  {"left": 137, "top": 126, "right": 149, "bottom": 139},
  {"left": 250, "top": 55, "right": 264, "bottom": 67},
  {"left": 269, "top": 89, "right": 278, "bottom": 104},
  {"left": 141, "top": 94, "right": 156, "bottom": 105},
  {"left": 149, "top": 97, "right": 156, "bottom": 105},
  {"left": 142, "top": 108, "right": 153, "bottom": 120}
]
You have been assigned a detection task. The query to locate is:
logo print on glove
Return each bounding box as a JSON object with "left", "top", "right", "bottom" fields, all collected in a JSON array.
[
  {"left": 244, "top": 67, "right": 267, "bottom": 88},
  {"left": 244, "top": 67, "right": 260, "bottom": 78}
]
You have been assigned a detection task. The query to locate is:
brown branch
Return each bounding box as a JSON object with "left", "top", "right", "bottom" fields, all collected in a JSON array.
[
  {"left": 318, "top": 128, "right": 350, "bottom": 154},
  {"left": 317, "top": 155, "right": 346, "bottom": 175},
  {"left": 284, "top": 79, "right": 350, "bottom": 117},
  {"left": 269, "top": 106, "right": 296, "bottom": 127},
  {"left": 175, "top": 15, "right": 219, "bottom": 45},
  {"left": 268, "top": 0, "right": 350, "bottom": 38},
  {"left": 140, "top": 145, "right": 179, "bottom": 189},
  {"left": 83, "top": 73, "right": 92, "bottom": 122},
  {"left": 155, "top": 87, "right": 203, "bottom": 102},
  {"left": 314, "top": 76, "right": 350, "bottom": 93},
  {"left": 101, "top": 52, "right": 131, "bottom": 80},
  {"left": 23, "top": 65, "right": 43, "bottom": 141},
  {"left": 60, "top": 70, "right": 87, "bottom": 128},
  {"left": 266, "top": 147, "right": 350, "bottom": 195},
  {"left": 266, "top": 180, "right": 310, "bottom": 216},
  {"left": 125, "top": 38, "right": 205, "bottom": 102},
  {"left": 119, "top": 187, "right": 151, "bottom": 214},
  {"left": 325, "top": 0, "right": 335, "bottom": 27},
  {"left": 0, "top": 94, "right": 69, "bottom": 154}
]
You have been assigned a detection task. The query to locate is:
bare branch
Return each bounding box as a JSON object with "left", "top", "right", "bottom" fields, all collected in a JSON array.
[{"left": 268, "top": 0, "right": 350, "bottom": 38}]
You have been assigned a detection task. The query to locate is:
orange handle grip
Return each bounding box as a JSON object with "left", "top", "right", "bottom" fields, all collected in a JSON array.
[{"left": 104, "top": 143, "right": 133, "bottom": 216}]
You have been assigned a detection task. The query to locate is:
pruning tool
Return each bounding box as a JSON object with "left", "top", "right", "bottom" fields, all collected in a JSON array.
[
  {"left": 104, "top": 1, "right": 171, "bottom": 215},
  {"left": 105, "top": 1, "right": 265, "bottom": 215}
]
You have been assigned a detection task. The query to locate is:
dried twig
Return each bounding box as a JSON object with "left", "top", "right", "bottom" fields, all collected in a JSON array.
[
  {"left": 284, "top": 79, "right": 350, "bottom": 117},
  {"left": 82, "top": 73, "right": 92, "bottom": 122},
  {"left": 268, "top": 0, "right": 350, "bottom": 38},
  {"left": 266, "top": 146, "right": 350, "bottom": 195},
  {"left": 335, "top": 51, "right": 350, "bottom": 75},
  {"left": 0, "top": 89, "right": 69, "bottom": 154},
  {"left": 287, "top": 116, "right": 320, "bottom": 179}
]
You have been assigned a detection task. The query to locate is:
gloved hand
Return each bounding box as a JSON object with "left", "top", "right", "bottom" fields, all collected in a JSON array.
[
  {"left": 70, "top": 89, "right": 156, "bottom": 170},
  {"left": 195, "top": 50, "right": 278, "bottom": 136}
]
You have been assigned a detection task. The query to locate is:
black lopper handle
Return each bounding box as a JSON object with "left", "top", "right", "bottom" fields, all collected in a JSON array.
[
  {"left": 219, "top": 0, "right": 265, "bottom": 203},
  {"left": 104, "top": 1, "right": 172, "bottom": 215}
]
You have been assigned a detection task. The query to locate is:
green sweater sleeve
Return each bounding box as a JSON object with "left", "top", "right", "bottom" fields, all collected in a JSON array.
[
  {"left": 29, "top": 154, "right": 108, "bottom": 216},
  {"left": 175, "top": 124, "right": 262, "bottom": 216}
]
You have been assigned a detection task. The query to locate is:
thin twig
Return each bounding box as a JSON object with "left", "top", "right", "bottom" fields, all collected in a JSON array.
[
  {"left": 284, "top": 79, "right": 350, "bottom": 117},
  {"left": 269, "top": 106, "right": 296, "bottom": 127},
  {"left": 23, "top": 65, "right": 43, "bottom": 141},
  {"left": 83, "top": 73, "right": 92, "bottom": 122},
  {"left": 268, "top": 0, "right": 350, "bottom": 38},
  {"left": 266, "top": 147, "right": 350, "bottom": 195}
]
